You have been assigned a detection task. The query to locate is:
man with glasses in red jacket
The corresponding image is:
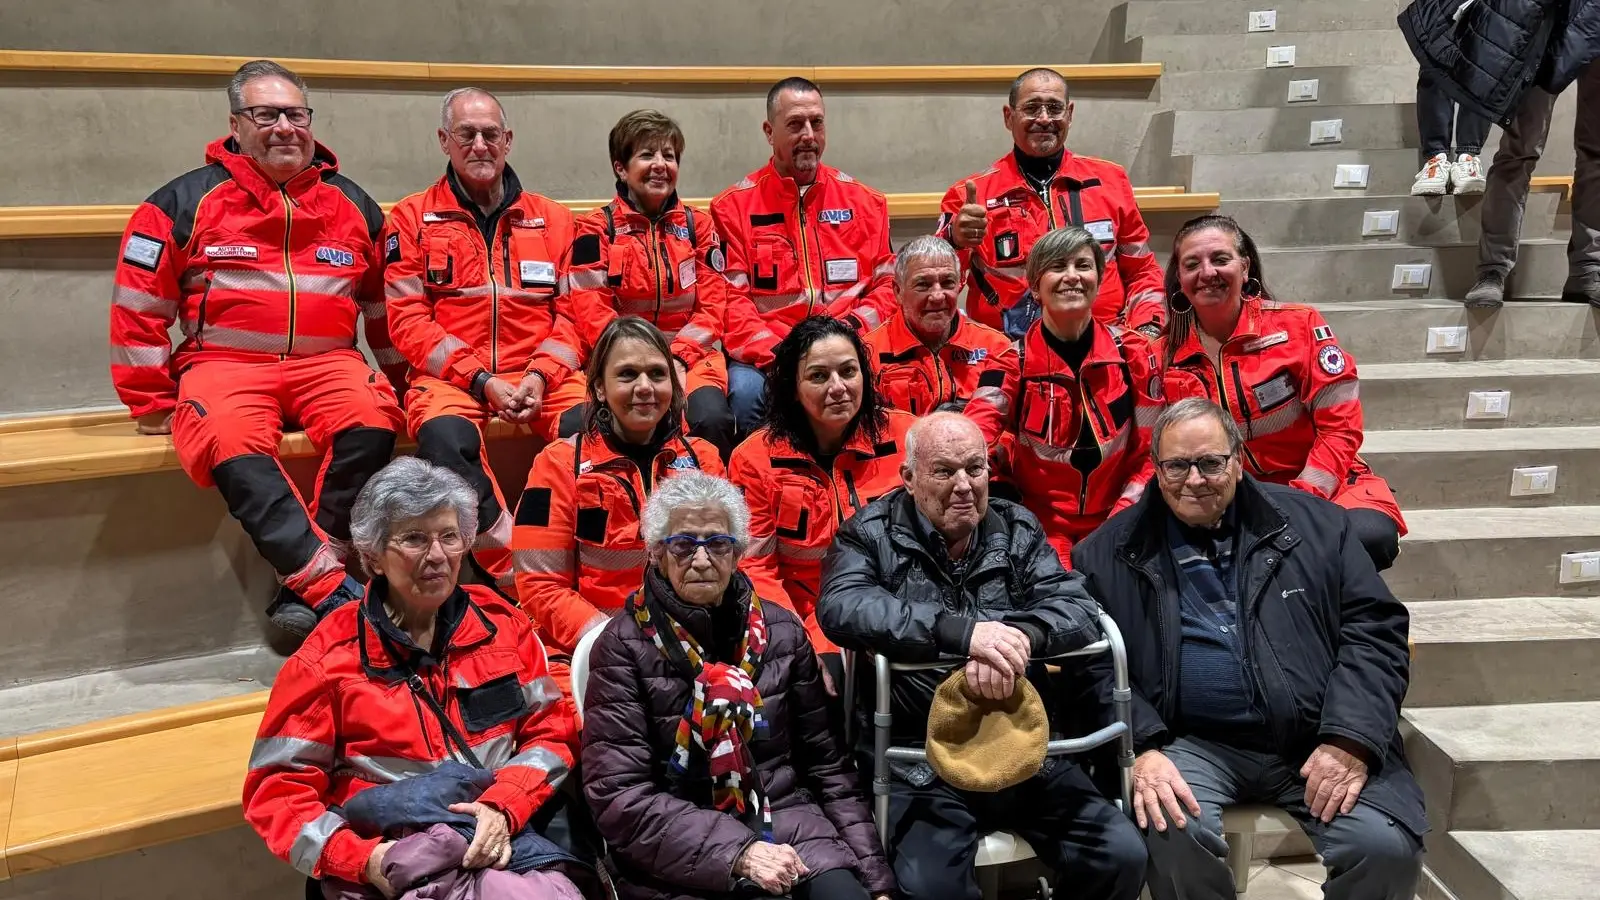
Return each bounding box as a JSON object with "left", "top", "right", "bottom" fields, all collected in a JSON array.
[{"left": 109, "top": 60, "right": 403, "bottom": 639}]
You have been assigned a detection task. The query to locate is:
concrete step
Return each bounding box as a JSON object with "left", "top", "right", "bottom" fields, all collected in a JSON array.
[
  {"left": 1406, "top": 597, "right": 1600, "bottom": 707},
  {"left": 1315, "top": 301, "right": 1597, "bottom": 365},
  {"left": 0, "top": 645, "right": 284, "bottom": 738},
  {"left": 1222, "top": 193, "right": 1566, "bottom": 249},
  {"left": 1389, "top": 505, "right": 1600, "bottom": 601},
  {"left": 1259, "top": 241, "right": 1576, "bottom": 302},
  {"left": 1405, "top": 701, "right": 1600, "bottom": 831},
  {"left": 1431, "top": 830, "right": 1600, "bottom": 900},
  {"left": 1359, "top": 358, "right": 1600, "bottom": 429},
  {"left": 1365, "top": 427, "right": 1600, "bottom": 509},
  {"left": 1124, "top": 0, "right": 1406, "bottom": 38},
  {"left": 1158, "top": 64, "right": 1418, "bottom": 110},
  {"left": 1189, "top": 148, "right": 1424, "bottom": 199},
  {"left": 1172, "top": 103, "right": 1418, "bottom": 155},
  {"left": 1132, "top": 29, "right": 1414, "bottom": 72}
]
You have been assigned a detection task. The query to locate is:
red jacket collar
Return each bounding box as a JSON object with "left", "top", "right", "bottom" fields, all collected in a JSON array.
[
  {"left": 764, "top": 416, "right": 891, "bottom": 464},
  {"left": 357, "top": 581, "right": 498, "bottom": 679},
  {"left": 205, "top": 136, "right": 339, "bottom": 207},
  {"left": 880, "top": 312, "right": 982, "bottom": 355},
  {"left": 750, "top": 159, "right": 840, "bottom": 199},
  {"left": 1170, "top": 297, "right": 1266, "bottom": 364},
  {"left": 579, "top": 426, "right": 697, "bottom": 471},
  {"left": 994, "top": 147, "right": 1079, "bottom": 185},
  {"left": 611, "top": 186, "right": 684, "bottom": 223},
  {"left": 1022, "top": 318, "right": 1125, "bottom": 375}
]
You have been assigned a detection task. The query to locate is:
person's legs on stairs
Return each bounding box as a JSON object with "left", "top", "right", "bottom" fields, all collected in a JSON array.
[
  {"left": 1475, "top": 87, "right": 1560, "bottom": 292},
  {"left": 1413, "top": 70, "right": 1454, "bottom": 196},
  {"left": 726, "top": 359, "right": 770, "bottom": 437},
  {"left": 1451, "top": 91, "right": 1493, "bottom": 195},
  {"left": 1564, "top": 61, "right": 1600, "bottom": 305},
  {"left": 406, "top": 376, "right": 515, "bottom": 582}
]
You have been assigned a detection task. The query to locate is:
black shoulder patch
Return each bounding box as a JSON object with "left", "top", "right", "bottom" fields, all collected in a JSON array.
[
  {"left": 569, "top": 233, "right": 602, "bottom": 267},
  {"left": 749, "top": 212, "right": 785, "bottom": 227},
  {"left": 978, "top": 369, "right": 1006, "bottom": 388},
  {"left": 145, "top": 162, "right": 232, "bottom": 250},
  {"left": 515, "top": 487, "right": 553, "bottom": 527},
  {"left": 873, "top": 440, "right": 900, "bottom": 458},
  {"left": 324, "top": 172, "right": 386, "bottom": 241}
]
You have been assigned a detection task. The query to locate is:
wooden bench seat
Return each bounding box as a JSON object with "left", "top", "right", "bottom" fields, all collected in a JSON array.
[
  {"left": 0, "top": 189, "right": 1220, "bottom": 240},
  {"left": 0, "top": 692, "right": 269, "bottom": 880},
  {"left": 1532, "top": 174, "right": 1576, "bottom": 199}
]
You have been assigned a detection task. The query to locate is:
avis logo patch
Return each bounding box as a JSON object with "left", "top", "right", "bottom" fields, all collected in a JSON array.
[
  {"left": 965, "top": 348, "right": 989, "bottom": 363},
  {"left": 316, "top": 246, "right": 355, "bottom": 267},
  {"left": 667, "top": 456, "right": 700, "bottom": 470},
  {"left": 817, "top": 208, "right": 854, "bottom": 225},
  {"left": 666, "top": 224, "right": 690, "bottom": 241}
]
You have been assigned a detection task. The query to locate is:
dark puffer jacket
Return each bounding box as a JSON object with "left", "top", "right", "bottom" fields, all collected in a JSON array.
[
  {"left": 1399, "top": 0, "right": 1563, "bottom": 123},
  {"left": 581, "top": 571, "right": 893, "bottom": 900},
  {"left": 1549, "top": 0, "right": 1600, "bottom": 93}
]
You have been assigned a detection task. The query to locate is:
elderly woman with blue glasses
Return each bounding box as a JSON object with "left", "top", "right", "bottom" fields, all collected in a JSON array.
[{"left": 580, "top": 471, "right": 893, "bottom": 900}]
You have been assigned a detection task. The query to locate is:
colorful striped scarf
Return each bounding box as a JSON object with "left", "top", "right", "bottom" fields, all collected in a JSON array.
[{"left": 633, "top": 579, "right": 773, "bottom": 840}]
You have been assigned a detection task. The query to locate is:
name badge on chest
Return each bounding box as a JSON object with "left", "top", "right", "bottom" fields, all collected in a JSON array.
[
  {"left": 1251, "top": 372, "right": 1297, "bottom": 410},
  {"left": 519, "top": 260, "right": 557, "bottom": 287}
]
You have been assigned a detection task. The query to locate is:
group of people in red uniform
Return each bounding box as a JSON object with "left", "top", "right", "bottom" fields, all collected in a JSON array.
[{"left": 109, "top": 60, "right": 1405, "bottom": 659}]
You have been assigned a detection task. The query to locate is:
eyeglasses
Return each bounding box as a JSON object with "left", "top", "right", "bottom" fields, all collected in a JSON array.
[
  {"left": 1015, "top": 101, "right": 1069, "bottom": 121},
  {"left": 1156, "top": 453, "right": 1234, "bottom": 481},
  {"left": 660, "top": 533, "right": 739, "bottom": 561},
  {"left": 233, "top": 106, "right": 313, "bottom": 128},
  {"left": 449, "top": 126, "right": 506, "bottom": 147},
  {"left": 389, "top": 530, "right": 468, "bottom": 554}
]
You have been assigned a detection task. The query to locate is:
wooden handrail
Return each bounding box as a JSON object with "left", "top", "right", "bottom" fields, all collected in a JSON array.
[
  {"left": 0, "top": 188, "right": 1218, "bottom": 240},
  {"left": 0, "top": 50, "right": 1161, "bottom": 85}
]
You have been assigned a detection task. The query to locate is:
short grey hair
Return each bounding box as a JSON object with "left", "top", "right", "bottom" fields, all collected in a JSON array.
[
  {"left": 1150, "top": 397, "right": 1244, "bottom": 461},
  {"left": 640, "top": 472, "right": 751, "bottom": 548},
  {"left": 904, "top": 411, "right": 984, "bottom": 468},
  {"left": 1025, "top": 225, "right": 1106, "bottom": 292},
  {"left": 895, "top": 234, "right": 961, "bottom": 286},
  {"left": 441, "top": 87, "right": 508, "bottom": 131},
  {"left": 227, "top": 60, "right": 307, "bottom": 113},
  {"left": 349, "top": 457, "right": 480, "bottom": 570}
]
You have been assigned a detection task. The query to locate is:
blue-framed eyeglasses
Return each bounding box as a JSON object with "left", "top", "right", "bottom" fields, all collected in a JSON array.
[{"left": 660, "top": 533, "right": 739, "bottom": 560}]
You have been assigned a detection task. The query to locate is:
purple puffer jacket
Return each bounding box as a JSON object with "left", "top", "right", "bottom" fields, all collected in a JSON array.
[
  {"left": 580, "top": 573, "right": 893, "bottom": 900},
  {"left": 319, "top": 824, "right": 586, "bottom": 900}
]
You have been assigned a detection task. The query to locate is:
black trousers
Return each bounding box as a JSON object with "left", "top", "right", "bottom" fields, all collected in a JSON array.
[
  {"left": 882, "top": 758, "right": 1146, "bottom": 900},
  {"left": 752, "top": 867, "right": 871, "bottom": 899},
  {"left": 1418, "top": 69, "right": 1491, "bottom": 158}
]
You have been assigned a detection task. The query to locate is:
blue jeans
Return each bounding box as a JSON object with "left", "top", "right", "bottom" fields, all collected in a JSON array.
[
  {"left": 1143, "top": 736, "right": 1422, "bottom": 900},
  {"left": 727, "top": 360, "right": 769, "bottom": 437}
]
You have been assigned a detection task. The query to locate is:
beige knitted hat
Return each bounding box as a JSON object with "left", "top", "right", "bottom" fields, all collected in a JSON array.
[{"left": 925, "top": 668, "right": 1048, "bottom": 792}]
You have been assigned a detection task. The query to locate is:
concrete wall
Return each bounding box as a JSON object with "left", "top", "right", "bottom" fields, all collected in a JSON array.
[
  {"left": 0, "top": 0, "right": 1132, "bottom": 65},
  {"left": 0, "top": 826, "right": 302, "bottom": 900}
]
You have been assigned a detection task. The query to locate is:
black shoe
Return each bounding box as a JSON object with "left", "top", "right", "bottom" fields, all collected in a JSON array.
[
  {"left": 267, "top": 586, "right": 319, "bottom": 639},
  {"left": 1561, "top": 282, "right": 1600, "bottom": 307},
  {"left": 1463, "top": 271, "right": 1506, "bottom": 308}
]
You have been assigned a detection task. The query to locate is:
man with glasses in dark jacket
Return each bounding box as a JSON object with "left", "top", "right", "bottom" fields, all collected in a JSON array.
[
  {"left": 817, "top": 412, "right": 1146, "bottom": 900},
  {"left": 1071, "top": 398, "right": 1424, "bottom": 900}
]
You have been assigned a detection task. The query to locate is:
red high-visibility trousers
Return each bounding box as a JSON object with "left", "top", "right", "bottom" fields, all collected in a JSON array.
[
  {"left": 172, "top": 350, "right": 401, "bottom": 604},
  {"left": 405, "top": 374, "right": 564, "bottom": 585}
]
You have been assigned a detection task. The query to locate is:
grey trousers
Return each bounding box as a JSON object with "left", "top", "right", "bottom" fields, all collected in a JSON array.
[
  {"left": 1142, "top": 736, "right": 1422, "bottom": 900},
  {"left": 1478, "top": 61, "right": 1600, "bottom": 289}
]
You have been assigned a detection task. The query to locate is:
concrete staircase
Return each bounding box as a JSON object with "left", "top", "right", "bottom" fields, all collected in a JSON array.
[{"left": 1119, "top": 4, "right": 1598, "bottom": 899}]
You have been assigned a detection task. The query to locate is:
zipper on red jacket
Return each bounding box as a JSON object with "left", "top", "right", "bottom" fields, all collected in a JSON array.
[
  {"left": 1212, "top": 355, "right": 1266, "bottom": 473},
  {"left": 279, "top": 187, "right": 298, "bottom": 357},
  {"left": 796, "top": 190, "right": 816, "bottom": 315},
  {"left": 195, "top": 273, "right": 214, "bottom": 349},
  {"left": 648, "top": 219, "right": 666, "bottom": 324},
  {"left": 491, "top": 226, "right": 513, "bottom": 372}
]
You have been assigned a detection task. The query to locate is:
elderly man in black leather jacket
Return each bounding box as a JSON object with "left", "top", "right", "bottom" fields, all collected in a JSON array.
[
  {"left": 817, "top": 411, "right": 1145, "bottom": 900},
  {"left": 1072, "top": 398, "right": 1423, "bottom": 900}
]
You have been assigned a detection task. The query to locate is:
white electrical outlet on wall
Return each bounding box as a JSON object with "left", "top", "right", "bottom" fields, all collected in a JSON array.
[
  {"left": 1361, "top": 210, "right": 1399, "bottom": 236},
  {"left": 1391, "top": 264, "right": 1432, "bottom": 290},
  {"left": 1333, "top": 164, "right": 1369, "bottom": 188},
  {"left": 1309, "top": 119, "right": 1343, "bottom": 145},
  {"left": 1425, "top": 326, "right": 1467, "bottom": 354},
  {"left": 1287, "top": 79, "right": 1320, "bottom": 102},
  {"left": 1266, "top": 45, "right": 1297, "bottom": 67},
  {"left": 1248, "top": 10, "right": 1278, "bottom": 31},
  {"left": 1465, "top": 390, "right": 1511, "bottom": 420},
  {"left": 1510, "top": 465, "right": 1558, "bottom": 497},
  {"left": 1560, "top": 550, "right": 1600, "bottom": 584}
]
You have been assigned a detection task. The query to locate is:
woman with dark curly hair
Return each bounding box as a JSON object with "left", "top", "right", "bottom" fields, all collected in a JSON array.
[{"left": 728, "top": 316, "right": 913, "bottom": 691}]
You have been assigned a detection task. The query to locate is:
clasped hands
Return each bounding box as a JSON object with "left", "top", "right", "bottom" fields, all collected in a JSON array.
[
  {"left": 483, "top": 372, "right": 546, "bottom": 424},
  {"left": 964, "top": 620, "right": 1032, "bottom": 700}
]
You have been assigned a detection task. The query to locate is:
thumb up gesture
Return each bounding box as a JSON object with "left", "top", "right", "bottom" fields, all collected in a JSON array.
[{"left": 951, "top": 180, "right": 988, "bottom": 250}]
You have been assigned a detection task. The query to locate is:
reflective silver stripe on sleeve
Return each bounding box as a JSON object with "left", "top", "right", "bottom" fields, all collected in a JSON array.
[
  {"left": 112, "top": 285, "right": 179, "bottom": 318},
  {"left": 373, "top": 346, "right": 406, "bottom": 367},
  {"left": 513, "top": 548, "right": 572, "bottom": 575},
  {"left": 385, "top": 276, "right": 424, "bottom": 300},
  {"left": 852, "top": 306, "right": 881, "bottom": 330},
  {"left": 1297, "top": 465, "right": 1340, "bottom": 495},
  {"left": 776, "top": 540, "right": 828, "bottom": 562},
  {"left": 745, "top": 534, "right": 776, "bottom": 557},
  {"left": 535, "top": 339, "right": 582, "bottom": 370},
  {"left": 1100, "top": 420, "right": 1133, "bottom": 458},
  {"left": 425, "top": 335, "right": 470, "bottom": 377},
  {"left": 110, "top": 344, "right": 172, "bottom": 367},
  {"left": 754, "top": 293, "right": 805, "bottom": 313},
  {"left": 359, "top": 300, "right": 387, "bottom": 320},
  {"left": 1116, "top": 242, "right": 1154, "bottom": 258},
  {"left": 677, "top": 323, "right": 715, "bottom": 349},
  {"left": 289, "top": 810, "right": 348, "bottom": 877},
  {"left": 1310, "top": 379, "right": 1360, "bottom": 410},
  {"left": 249, "top": 736, "right": 335, "bottom": 773},
  {"left": 209, "top": 269, "right": 292, "bottom": 293},
  {"left": 725, "top": 271, "right": 750, "bottom": 289},
  {"left": 577, "top": 544, "right": 648, "bottom": 572},
  {"left": 521, "top": 676, "right": 563, "bottom": 714},
  {"left": 1135, "top": 402, "right": 1163, "bottom": 427},
  {"left": 1018, "top": 432, "right": 1074, "bottom": 465},
  {"left": 970, "top": 385, "right": 1010, "bottom": 418},
  {"left": 341, "top": 754, "right": 438, "bottom": 784},
  {"left": 295, "top": 274, "right": 357, "bottom": 298},
  {"left": 567, "top": 269, "right": 608, "bottom": 291},
  {"left": 467, "top": 733, "right": 516, "bottom": 769},
  {"left": 1249, "top": 399, "right": 1307, "bottom": 437},
  {"left": 1119, "top": 480, "right": 1147, "bottom": 501},
  {"left": 500, "top": 745, "right": 570, "bottom": 789}
]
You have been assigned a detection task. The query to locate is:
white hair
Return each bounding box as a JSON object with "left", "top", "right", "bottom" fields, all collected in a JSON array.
[
  {"left": 349, "top": 457, "right": 479, "bottom": 571},
  {"left": 904, "top": 411, "right": 985, "bottom": 468},
  {"left": 1150, "top": 397, "right": 1244, "bottom": 460},
  {"left": 640, "top": 472, "right": 751, "bottom": 548},
  {"left": 895, "top": 234, "right": 962, "bottom": 286},
  {"left": 441, "top": 87, "right": 508, "bottom": 131}
]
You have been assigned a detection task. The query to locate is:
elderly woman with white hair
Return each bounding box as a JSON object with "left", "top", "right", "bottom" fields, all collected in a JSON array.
[
  {"left": 244, "top": 457, "right": 591, "bottom": 900},
  {"left": 580, "top": 472, "right": 893, "bottom": 900}
]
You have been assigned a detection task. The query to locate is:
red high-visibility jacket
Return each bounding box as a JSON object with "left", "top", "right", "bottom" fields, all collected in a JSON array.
[
  {"left": 713, "top": 161, "right": 898, "bottom": 369},
  {"left": 242, "top": 583, "right": 576, "bottom": 884},
  {"left": 511, "top": 428, "right": 723, "bottom": 657},
  {"left": 1157, "top": 297, "right": 1381, "bottom": 504},
  {"left": 936, "top": 151, "right": 1165, "bottom": 340},
  {"left": 864, "top": 311, "right": 1020, "bottom": 416},
  {"left": 563, "top": 193, "right": 730, "bottom": 367},
  {"left": 110, "top": 137, "right": 400, "bottom": 418},
  {"left": 965, "top": 321, "right": 1160, "bottom": 562},
  {"left": 383, "top": 167, "right": 582, "bottom": 391},
  {"left": 729, "top": 410, "right": 915, "bottom": 652}
]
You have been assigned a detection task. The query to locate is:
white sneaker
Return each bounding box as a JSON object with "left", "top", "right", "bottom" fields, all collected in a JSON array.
[
  {"left": 1452, "top": 153, "right": 1486, "bottom": 194},
  {"left": 1411, "top": 153, "right": 1450, "bottom": 195}
]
